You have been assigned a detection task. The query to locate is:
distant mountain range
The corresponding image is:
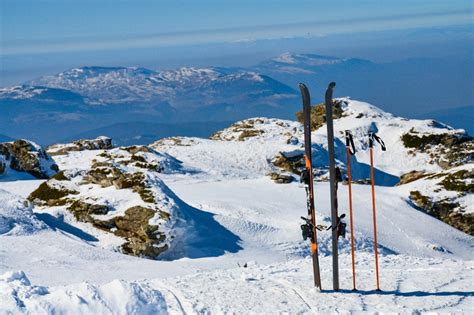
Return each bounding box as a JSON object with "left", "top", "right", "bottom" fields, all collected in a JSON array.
[
  {"left": 0, "top": 53, "right": 471, "bottom": 144},
  {"left": 1, "top": 66, "right": 299, "bottom": 144}
]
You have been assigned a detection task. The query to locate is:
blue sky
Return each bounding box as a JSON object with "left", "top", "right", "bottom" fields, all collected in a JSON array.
[{"left": 2, "top": 0, "right": 472, "bottom": 55}]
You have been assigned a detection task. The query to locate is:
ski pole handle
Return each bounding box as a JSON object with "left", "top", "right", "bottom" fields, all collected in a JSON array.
[
  {"left": 345, "top": 130, "right": 356, "bottom": 155},
  {"left": 368, "top": 132, "right": 386, "bottom": 151}
]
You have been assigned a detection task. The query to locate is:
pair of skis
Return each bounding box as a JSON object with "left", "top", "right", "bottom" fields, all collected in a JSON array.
[
  {"left": 299, "top": 82, "right": 339, "bottom": 291},
  {"left": 299, "top": 82, "right": 386, "bottom": 291}
]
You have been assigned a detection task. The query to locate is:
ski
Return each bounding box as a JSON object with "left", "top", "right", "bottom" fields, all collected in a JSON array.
[
  {"left": 368, "top": 131, "right": 386, "bottom": 291},
  {"left": 298, "top": 83, "right": 322, "bottom": 290},
  {"left": 324, "top": 82, "right": 340, "bottom": 291}
]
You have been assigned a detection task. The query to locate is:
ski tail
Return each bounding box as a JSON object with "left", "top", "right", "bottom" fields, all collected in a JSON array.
[{"left": 298, "top": 83, "right": 322, "bottom": 290}]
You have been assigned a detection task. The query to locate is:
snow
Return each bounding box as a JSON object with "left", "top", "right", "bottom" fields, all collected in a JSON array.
[
  {"left": 0, "top": 271, "right": 167, "bottom": 314},
  {"left": 0, "top": 99, "right": 472, "bottom": 313},
  {"left": 1, "top": 174, "right": 472, "bottom": 313},
  {"left": 0, "top": 189, "right": 47, "bottom": 235},
  {"left": 0, "top": 85, "right": 47, "bottom": 99}
]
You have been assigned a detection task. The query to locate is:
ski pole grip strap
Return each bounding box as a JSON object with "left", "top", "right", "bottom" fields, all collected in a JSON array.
[
  {"left": 369, "top": 132, "right": 386, "bottom": 151},
  {"left": 345, "top": 130, "right": 356, "bottom": 155},
  {"left": 373, "top": 133, "right": 386, "bottom": 151}
]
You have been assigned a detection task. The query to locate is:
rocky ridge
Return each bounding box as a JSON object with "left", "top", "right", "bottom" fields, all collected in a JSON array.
[{"left": 28, "top": 143, "right": 183, "bottom": 258}]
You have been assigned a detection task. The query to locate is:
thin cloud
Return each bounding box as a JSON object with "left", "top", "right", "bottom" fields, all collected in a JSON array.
[{"left": 2, "top": 9, "right": 472, "bottom": 55}]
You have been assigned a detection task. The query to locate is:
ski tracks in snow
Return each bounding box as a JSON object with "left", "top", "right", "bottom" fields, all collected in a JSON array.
[{"left": 152, "top": 281, "right": 195, "bottom": 314}]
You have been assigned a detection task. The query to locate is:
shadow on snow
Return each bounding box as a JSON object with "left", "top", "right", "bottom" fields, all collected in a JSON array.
[
  {"left": 36, "top": 213, "right": 98, "bottom": 242},
  {"left": 327, "top": 289, "right": 473, "bottom": 297}
]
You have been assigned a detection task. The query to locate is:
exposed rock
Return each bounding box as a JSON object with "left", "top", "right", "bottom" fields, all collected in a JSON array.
[
  {"left": 47, "top": 136, "right": 113, "bottom": 156},
  {"left": 295, "top": 100, "right": 345, "bottom": 131},
  {"left": 397, "top": 171, "right": 431, "bottom": 186},
  {"left": 439, "top": 169, "right": 474, "bottom": 193},
  {"left": 28, "top": 182, "right": 78, "bottom": 206},
  {"left": 269, "top": 172, "right": 294, "bottom": 184},
  {"left": 27, "top": 145, "right": 175, "bottom": 259},
  {"left": 0, "top": 139, "right": 58, "bottom": 179},
  {"left": 51, "top": 171, "right": 69, "bottom": 181},
  {"left": 271, "top": 152, "right": 304, "bottom": 175},
  {"left": 68, "top": 200, "right": 110, "bottom": 223},
  {"left": 83, "top": 163, "right": 155, "bottom": 203},
  {"left": 152, "top": 137, "right": 196, "bottom": 147},
  {"left": 121, "top": 145, "right": 151, "bottom": 154},
  {"left": 211, "top": 119, "right": 264, "bottom": 141},
  {"left": 114, "top": 206, "right": 168, "bottom": 258},
  {"left": 0, "top": 156, "right": 5, "bottom": 175},
  {"left": 410, "top": 190, "right": 473, "bottom": 235},
  {"left": 238, "top": 129, "right": 264, "bottom": 141},
  {"left": 400, "top": 131, "right": 473, "bottom": 169}
]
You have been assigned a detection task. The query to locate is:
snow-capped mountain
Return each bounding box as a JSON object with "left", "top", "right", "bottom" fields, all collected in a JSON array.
[
  {"left": 0, "top": 66, "right": 299, "bottom": 144},
  {"left": 0, "top": 97, "right": 472, "bottom": 313},
  {"left": 29, "top": 66, "right": 296, "bottom": 108}
]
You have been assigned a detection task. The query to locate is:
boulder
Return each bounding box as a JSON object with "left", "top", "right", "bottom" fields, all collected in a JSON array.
[
  {"left": 0, "top": 140, "right": 58, "bottom": 179},
  {"left": 397, "top": 171, "right": 430, "bottom": 185}
]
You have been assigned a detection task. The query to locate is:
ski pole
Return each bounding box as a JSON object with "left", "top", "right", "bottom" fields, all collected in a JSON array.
[
  {"left": 345, "top": 130, "right": 357, "bottom": 291},
  {"left": 368, "top": 132, "right": 386, "bottom": 291}
]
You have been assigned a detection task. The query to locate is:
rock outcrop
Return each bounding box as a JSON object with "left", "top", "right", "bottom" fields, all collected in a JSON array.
[
  {"left": 401, "top": 130, "right": 473, "bottom": 169},
  {"left": 47, "top": 136, "right": 113, "bottom": 156},
  {"left": 28, "top": 145, "right": 180, "bottom": 258},
  {"left": 295, "top": 99, "right": 345, "bottom": 131},
  {"left": 0, "top": 140, "right": 58, "bottom": 179}
]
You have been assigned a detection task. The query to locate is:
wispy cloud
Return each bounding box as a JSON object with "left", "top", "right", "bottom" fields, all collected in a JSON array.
[{"left": 1, "top": 9, "right": 472, "bottom": 55}]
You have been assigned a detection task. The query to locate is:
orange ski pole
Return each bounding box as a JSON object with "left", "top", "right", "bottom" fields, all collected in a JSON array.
[
  {"left": 345, "top": 130, "right": 357, "bottom": 291},
  {"left": 368, "top": 132, "right": 386, "bottom": 291}
]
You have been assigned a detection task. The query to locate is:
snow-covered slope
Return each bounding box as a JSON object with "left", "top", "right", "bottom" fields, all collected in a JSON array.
[
  {"left": 0, "top": 189, "right": 47, "bottom": 235},
  {"left": 0, "top": 176, "right": 472, "bottom": 313},
  {"left": 0, "top": 98, "right": 472, "bottom": 313},
  {"left": 153, "top": 98, "right": 470, "bottom": 183}
]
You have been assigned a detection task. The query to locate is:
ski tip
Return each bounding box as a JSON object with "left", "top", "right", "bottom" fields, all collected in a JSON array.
[
  {"left": 328, "top": 81, "right": 336, "bottom": 89},
  {"left": 298, "top": 83, "right": 309, "bottom": 94}
]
